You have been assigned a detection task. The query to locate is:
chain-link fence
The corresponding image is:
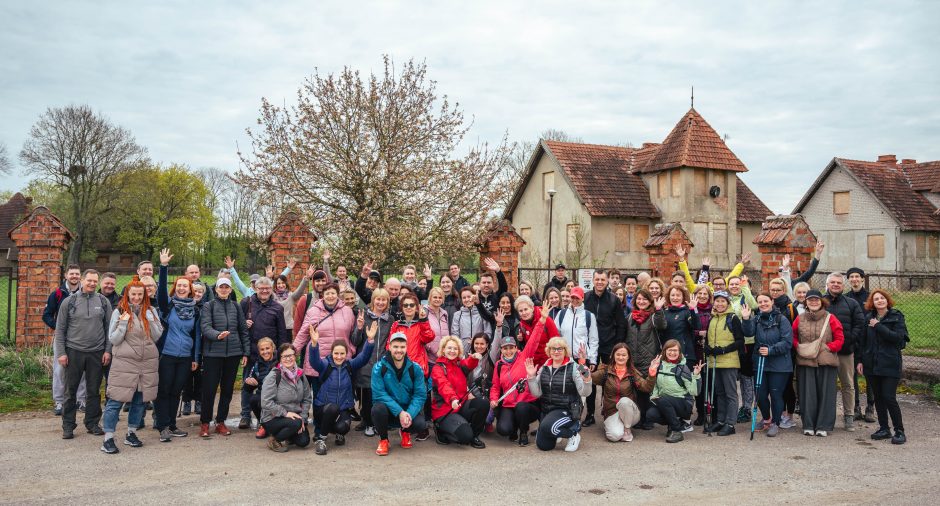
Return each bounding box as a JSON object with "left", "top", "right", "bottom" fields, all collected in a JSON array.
[{"left": 0, "top": 267, "right": 16, "bottom": 346}]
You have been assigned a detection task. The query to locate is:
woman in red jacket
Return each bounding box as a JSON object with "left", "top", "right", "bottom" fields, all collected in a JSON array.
[
  {"left": 430, "top": 335, "right": 487, "bottom": 448},
  {"left": 389, "top": 292, "right": 436, "bottom": 440},
  {"left": 516, "top": 296, "right": 560, "bottom": 366}
]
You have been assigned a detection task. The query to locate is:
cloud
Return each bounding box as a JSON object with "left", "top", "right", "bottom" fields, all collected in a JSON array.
[{"left": 1, "top": 0, "right": 938, "bottom": 215}]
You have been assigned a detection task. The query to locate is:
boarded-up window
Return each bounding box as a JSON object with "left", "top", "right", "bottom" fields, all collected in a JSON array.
[
  {"left": 929, "top": 234, "right": 940, "bottom": 258},
  {"left": 542, "top": 172, "right": 555, "bottom": 200},
  {"left": 693, "top": 222, "right": 709, "bottom": 251},
  {"left": 833, "top": 191, "right": 850, "bottom": 215},
  {"left": 671, "top": 170, "right": 682, "bottom": 197},
  {"left": 694, "top": 169, "right": 707, "bottom": 196},
  {"left": 711, "top": 223, "right": 728, "bottom": 254},
  {"left": 737, "top": 228, "right": 744, "bottom": 255},
  {"left": 119, "top": 255, "right": 134, "bottom": 268},
  {"left": 566, "top": 224, "right": 580, "bottom": 253},
  {"left": 916, "top": 234, "right": 927, "bottom": 259},
  {"left": 867, "top": 234, "right": 885, "bottom": 258},
  {"left": 657, "top": 172, "right": 668, "bottom": 198},
  {"left": 615, "top": 224, "right": 630, "bottom": 254},
  {"left": 96, "top": 255, "right": 109, "bottom": 268},
  {"left": 633, "top": 224, "right": 649, "bottom": 252}
]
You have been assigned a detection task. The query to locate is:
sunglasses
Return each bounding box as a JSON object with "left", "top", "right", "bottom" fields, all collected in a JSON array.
[{"left": 402, "top": 303, "right": 417, "bottom": 308}]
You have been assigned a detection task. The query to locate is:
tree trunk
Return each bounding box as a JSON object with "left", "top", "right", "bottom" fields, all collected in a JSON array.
[{"left": 67, "top": 229, "right": 84, "bottom": 266}]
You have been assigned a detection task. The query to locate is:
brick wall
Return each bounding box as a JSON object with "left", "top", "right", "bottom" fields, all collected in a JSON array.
[
  {"left": 266, "top": 212, "right": 317, "bottom": 289},
  {"left": 9, "top": 207, "right": 73, "bottom": 349},
  {"left": 476, "top": 220, "right": 526, "bottom": 295},
  {"left": 754, "top": 214, "right": 818, "bottom": 292},
  {"left": 643, "top": 223, "right": 693, "bottom": 279}
]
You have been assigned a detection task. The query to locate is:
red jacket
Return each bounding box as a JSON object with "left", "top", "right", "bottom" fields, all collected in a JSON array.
[
  {"left": 518, "top": 306, "right": 559, "bottom": 365},
  {"left": 429, "top": 355, "right": 480, "bottom": 420},
  {"left": 792, "top": 313, "right": 845, "bottom": 353},
  {"left": 490, "top": 320, "right": 548, "bottom": 408},
  {"left": 389, "top": 319, "right": 436, "bottom": 377}
]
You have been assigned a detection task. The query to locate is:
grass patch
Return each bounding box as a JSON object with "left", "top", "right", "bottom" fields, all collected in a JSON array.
[
  {"left": 0, "top": 344, "right": 53, "bottom": 413},
  {"left": 894, "top": 292, "right": 940, "bottom": 358},
  {"left": 933, "top": 383, "right": 940, "bottom": 404}
]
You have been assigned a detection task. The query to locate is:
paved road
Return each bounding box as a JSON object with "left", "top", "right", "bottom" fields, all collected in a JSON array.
[{"left": 1, "top": 394, "right": 938, "bottom": 505}]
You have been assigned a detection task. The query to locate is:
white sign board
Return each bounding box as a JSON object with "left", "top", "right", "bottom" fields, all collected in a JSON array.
[{"left": 578, "top": 269, "right": 593, "bottom": 290}]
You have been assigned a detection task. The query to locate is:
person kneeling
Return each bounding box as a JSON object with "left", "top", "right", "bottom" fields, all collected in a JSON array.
[
  {"left": 431, "top": 335, "right": 488, "bottom": 448},
  {"left": 308, "top": 326, "right": 376, "bottom": 455},
  {"left": 646, "top": 339, "right": 702, "bottom": 443},
  {"left": 246, "top": 338, "right": 278, "bottom": 439},
  {"left": 591, "top": 343, "right": 654, "bottom": 443},
  {"left": 370, "top": 331, "right": 428, "bottom": 456},
  {"left": 260, "top": 344, "right": 313, "bottom": 452},
  {"left": 526, "top": 337, "right": 592, "bottom": 452}
]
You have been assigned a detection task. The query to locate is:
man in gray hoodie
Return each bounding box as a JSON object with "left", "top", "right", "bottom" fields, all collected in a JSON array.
[{"left": 55, "top": 269, "right": 113, "bottom": 439}]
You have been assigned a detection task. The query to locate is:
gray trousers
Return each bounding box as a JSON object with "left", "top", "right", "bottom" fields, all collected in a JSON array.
[
  {"left": 797, "top": 365, "right": 837, "bottom": 432},
  {"left": 53, "top": 358, "right": 86, "bottom": 405},
  {"left": 714, "top": 368, "right": 739, "bottom": 425}
]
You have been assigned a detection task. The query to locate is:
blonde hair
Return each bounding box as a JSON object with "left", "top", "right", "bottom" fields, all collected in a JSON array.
[
  {"left": 257, "top": 337, "right": 275, "bottom": 352},
  {"left": 437, "top": 335, "right": 465, "bottom": 358},
  {"left": 369, "top": 288, "right": 390, "bottom": 312},
  {"left": 769, "top": 277, "right": 788, "bottom": 289},
  {"left": 544, "top": 336, "right": 570, "bottom": 359},
  {"left": 428, "top": 287, "right": 444, "bottom": 300}
]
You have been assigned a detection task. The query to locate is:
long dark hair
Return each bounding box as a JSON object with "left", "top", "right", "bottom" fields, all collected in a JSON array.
[
  {"left": 609, "top": 342, "right": 642, "bottom": 377},
  {"left": 498, "top": 292, "right": 519, "bottom": 319}
]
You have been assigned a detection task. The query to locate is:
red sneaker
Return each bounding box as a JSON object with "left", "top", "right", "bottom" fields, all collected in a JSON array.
[
  {"left": 215, "top": 423, "right": 232, "bottom": 436},
  {"left": 376, "top": 439, "right": 389, "bottom": 456},
  {"left": 199, "top": 423, "right": 211, "bottom": 438},
  {"left": 400, "top": 430, "right": 413, "bottom": 449},
  {"left": 255, "top": 426, "right": 267, "bottom": 439}
]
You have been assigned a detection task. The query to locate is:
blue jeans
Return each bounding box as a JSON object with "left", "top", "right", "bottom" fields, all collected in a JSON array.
[
  {"left": 756, "top": 371, "right": 789, "bottom": 425},
  {"left": 103, "top": 392, "right": 145, "bottom": 434}
]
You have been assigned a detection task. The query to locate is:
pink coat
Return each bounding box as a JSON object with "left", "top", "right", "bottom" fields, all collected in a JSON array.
[
  {"left": 293, "top": 299, "right": 356, "bottom": 377},
  {"left": 426, "top": 307, "right": 448, "bottom": 360}
]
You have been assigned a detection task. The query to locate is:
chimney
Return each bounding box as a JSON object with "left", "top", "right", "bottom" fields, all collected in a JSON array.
[
  {"left": 901, "top": 159, "right": 917, "bottom": 165},
  {"left": 877, "top": 154, "right": 897, "bottom": 165},
  {"left": 642, "top": 142, "right": 657, "bottom": 149}
]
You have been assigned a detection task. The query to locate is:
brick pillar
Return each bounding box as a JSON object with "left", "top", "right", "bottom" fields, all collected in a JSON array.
[
  {"left": 8, "top": 206, "right": 73, "bottom": 349},
  {"left": 266, "top": 212, "right": 318, "bottom": 289},
  {"left": 754, "top": 214, "right": 817, "bottom": 292},
  {"left": 643, "top": 223, "right": 693, "bottom": 279},
  {"left": 475, "top": 220, "right": 526, "bottom": 295}
]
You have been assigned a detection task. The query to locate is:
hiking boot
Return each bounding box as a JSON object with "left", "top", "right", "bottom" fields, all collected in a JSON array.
[
  {"left": 215, "top": 423, "right": 231, "bottom": 436},
  {"left": 891, "top": 430, "right": 906, "bottom": 445},
  {"left": 86, "top": 425, "right": 104, "bottom": 436},
  {"left": 62, "top": 428, "right": 74, "bottom": 440},
  {"left": 470, "top": 437, "right": 486, "bottom": 449},
  {"left": 375, "top": 439, "right": 390, "bottom": 456},
  {"left": 736, "top": 407, "right": 749, "bottom": 423},
  {"left": 54, "top": 403, "right": 63, "bottom": 416},
  {"left": 238, "top": 417, "right": 251, "bottom": 430},
  {"left": 844, "top": 415, "right": 855, "bottom": 432},
  {"left": 864, "top": 406, "right": 876, "bottom": 423},
  {"left": 416, "top": 429, "right": 430, "bottom": 441},
  {"left": 564, "top": 433, "right": 581, "bottom": 452},
  {"left": 582, "top": 415, "right": 596, "bottom": 427},
  {"left": 124, "top": 432, "right": 143, "bottom": 447},
  {"left": 871, "top": 427, "right": 891, "bottom": 440},
  {"left": 717, "top": 424, "right": 736, "bottom": 436},
  {"left": 181, "top": 401, "right": 192, "bottom": 416},
  {"left": 518, "top": 431, "right": 529, "bottom": 447},
  {"left": 354, "top": 421, "right": 366, "bottom": 431},
  {"left": 335, "top": 434, "right": 345, "bottom": 446},
  {"left": 400, "top": 430, "right": 413, "bottom": 449},
  {"left": 268, "top": 438, "right": 287, "bottom": 453},
  {"left": 364, "top": 426, "right": 376, "bottom": 437},
  {"left": 766, "top": 423, "right": 779, "bottom": 437},
  {"left": 435, "top": 429, "right": 450, "bottom": 445},
  {"left": 199, "top": 423, "right": 211, "bottom": 438},
  {"left": 666, "top": 430, "right": 684, "bottom": 443},
  {"left": 314, "top": 439, "right": 328, "bottom": 455},
  {"left": 169, "top": 428, "right": 188, "bottom": 437},
  {"left": 100, "top": 438, "right": 119, "bottom": 454},
  {"left": 160, "top": 428, "right": 172, "bottom": 443}
]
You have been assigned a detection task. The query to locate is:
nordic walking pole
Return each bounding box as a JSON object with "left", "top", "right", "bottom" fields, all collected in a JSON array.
[{"left": 750, "top": 354, "right": 765, "bottom": 441}]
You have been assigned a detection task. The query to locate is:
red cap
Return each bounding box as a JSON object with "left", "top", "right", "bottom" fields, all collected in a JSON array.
[{"left": 570, "top": 286, "right": 585, "bottom": 300}]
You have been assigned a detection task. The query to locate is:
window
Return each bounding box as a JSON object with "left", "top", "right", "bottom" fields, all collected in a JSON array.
[
  {"left": 566, "top": 224, "right": 580, "bottom": 253},
  {"left": 542, "top": 172, "right": 555, "bottom": 200},
  {"left": 694, "top": 169, "right": 708, "bottom": 196},
  {"left": 119, "top": 255, "right": 134, "bottom": 268},
  {"left": 833, "top": 191, "right": 850, "bottom": 215},
  {"left": 916, "top": 234, "right": 927, "bottom": 259},
  {"left": 615, "top": 224, "right": 630, "bottom": 254},
  {"left": 737, "top": 228, "right": 744, "bottom": 255},
  {"left": 632, "top": 224, "right": 650, "bottom": 252},
  {"left": 930, "top": 234, "right": 940, "bottom": 258},
  {"left": 657, "top": 172, "right": 668, "bottom": 198},
  {"left": 96, "top": 255, "right": 109, "bottom": 268},
  {"left": 867, "top": 234, "right": 885, "bottom": 258},
  {"left": 711, "top": 223, "right": 728, "bottom": 254},
  {"left": 671, "top": 170, "right": 681, "bottom": 197}
]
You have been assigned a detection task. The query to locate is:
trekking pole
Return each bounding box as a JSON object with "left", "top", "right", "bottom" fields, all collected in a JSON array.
[
  {"left": 705, "top": 346, "right": 717, "bottom": 436},
  {"left": 750, "top": 354, "right": 766, "bottom": 441},
  {"left": 496, "top": 378, "right": 528, "bottom": 405}
]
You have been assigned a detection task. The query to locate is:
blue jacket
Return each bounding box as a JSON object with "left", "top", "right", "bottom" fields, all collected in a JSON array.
[
  {"left": 309, "top": 340, "right": 374, "bottom": 409},
  {"left": 42, "top": 281, "right": 79, "bottom": 330},
  {"left": 741, "top": 309, "right": 793, "bottom": 373},
  {"left": 157, "top": 265, "right": 202, "bottom": 361},
  {"left": 370, "top": 353, "right": 427, "bottom": 419}
]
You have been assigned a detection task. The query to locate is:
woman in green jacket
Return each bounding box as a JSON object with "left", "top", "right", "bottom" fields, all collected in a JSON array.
[
  {"left": 703, "top": 291, "right": 745, "bottom": 436},
  {"left": 646, "top": 339, "right": 702, "bottom": 443}
]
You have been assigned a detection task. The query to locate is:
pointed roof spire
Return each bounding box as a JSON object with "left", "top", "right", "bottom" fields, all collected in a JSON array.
[{"left": 640, "top": 108, "right": 748, "bottom": 173}]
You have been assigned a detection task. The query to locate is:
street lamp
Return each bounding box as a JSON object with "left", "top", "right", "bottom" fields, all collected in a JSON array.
[{"left": 547, "top": 188, "right": 556, "bottom": 271}]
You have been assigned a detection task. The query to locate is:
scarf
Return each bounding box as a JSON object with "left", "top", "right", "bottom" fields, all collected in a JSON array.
[
  {"left": 613, "top": 364, "right": 628, "bottom": 379},
  {"left": 277, "top": 363, "right": 303, "bottom": 384},
  {"left": 666, "top": 356, "right": 681, "bottom": 364},
  {"left": 274, "top": 289, "right": 290, "bottom": 302},
  {"left": 171, "top": 295, "right": 197, "bottom": 320},
  {"left": 631, "top": 308, "right": 651, "bottom": 325}
]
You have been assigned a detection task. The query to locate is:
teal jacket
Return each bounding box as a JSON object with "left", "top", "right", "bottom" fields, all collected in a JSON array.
[{"left": 371, "top": 354, "right": 427, "bottom": 419}]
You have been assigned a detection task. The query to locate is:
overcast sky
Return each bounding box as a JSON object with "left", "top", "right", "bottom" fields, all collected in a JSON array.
[{"left": 1, "top": 1, "right": 938, "bottom": 213}]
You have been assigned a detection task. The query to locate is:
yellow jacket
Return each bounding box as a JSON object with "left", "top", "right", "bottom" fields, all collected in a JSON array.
[{"left": 678, "top": 261, "right": 745, "bottom": 294}]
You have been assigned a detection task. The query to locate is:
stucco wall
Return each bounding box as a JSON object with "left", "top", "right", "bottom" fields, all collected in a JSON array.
[
  {"left": 900, "top": 232, "right": 940, "bottom": 272},
  {"left": 590, "top": 217, "right": 654, "bottom": 269}
]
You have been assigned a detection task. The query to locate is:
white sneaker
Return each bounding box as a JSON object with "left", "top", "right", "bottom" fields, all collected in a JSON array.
[
  {"left": 803, "top": 429, "right": 814, "bottom": 436},
  {"left": 364, "top": 426, "right": 376, "bottom": 437},
  {"left": 621, "top": 429, "right": 634, "bottom": 442},
  {"left": 564, "top": 433, "right": 581, "bottom": 452},
  {"left": 815, "top": 430, "right": 828, "bottom": 437}
]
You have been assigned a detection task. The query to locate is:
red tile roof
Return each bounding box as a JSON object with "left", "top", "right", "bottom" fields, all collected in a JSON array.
[
  {"left": 736, "top": 178, "right": 773, "bottom": 223},
  {"left": 837, "top": 158, "right": 940, "bottom": 231},
  {"left": 899, "top": 160, "right": 940, "bottom": 193},
  {"left": 753, "top": 214, "right": 817, "bottom": 247},
  {"left": 543, "top": 141, "right": 661, "bottom": 219},
  {"left": 641, "top": 108, "right": 747, "bottom": 173},
  {"left": 0, "top": 193, "right": 32, "bottom": 252}
]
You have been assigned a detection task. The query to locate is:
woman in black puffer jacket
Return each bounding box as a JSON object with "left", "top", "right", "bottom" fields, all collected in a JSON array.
[
  {"left": 857, "top": 289, "right": 909, "bottom": 445},
  {"left": 661, "top": 286, "right": 698, "bottom": 361},
  {"left": 199, "top": 278, "right": 249, "bottom": 437}
]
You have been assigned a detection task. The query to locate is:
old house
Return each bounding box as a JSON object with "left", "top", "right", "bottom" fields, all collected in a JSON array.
[
  {"left": 0, "top": 193, "right": 32, "bottom": 269},
  {"left": 503, "top": 108, "right": 772, "bottom": 269},
  {"left": 792, "top": 155, "right": 940, "bottom": 273}
]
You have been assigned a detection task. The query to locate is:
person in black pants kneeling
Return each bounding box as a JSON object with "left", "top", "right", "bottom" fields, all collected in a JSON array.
[
  {"left": 246, "top": 338, "right": 278, "bottom": 439},
  {"left": 260, "top": 344, "right": 313, "bottom": 452}
]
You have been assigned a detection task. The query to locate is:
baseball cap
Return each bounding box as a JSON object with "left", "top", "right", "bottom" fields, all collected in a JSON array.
[
  {"left": 570, "top": 286, "right": 585, "bottom": 300},
  {"left": 390, "top": 331, "right": 407, "bottom": 343},
  {"left": 216, "top": 278, "right": 232, "bottom": 287}
]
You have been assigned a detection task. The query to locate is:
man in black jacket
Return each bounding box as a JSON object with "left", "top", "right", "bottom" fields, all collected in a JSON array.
[
  {"left": 542, "top": 264, "right": 568, "bottom": 298},
  {"left": 582, "top": 269, "right": 627, "bottom": 426},
  {"left": 845, "top": 266, "right": 874, "bottom": 421},
  {"left": 824, "top": 272, "right": 864, "bottom": 431},
  {"left": 478, "top": 257, "right": 508, "bottom": 313}
]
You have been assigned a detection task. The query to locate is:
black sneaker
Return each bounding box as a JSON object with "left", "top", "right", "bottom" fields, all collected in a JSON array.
[
  {"left": 517, "top": 432, "right": 529, "bottom": 447},
  {"left": 705, "top": 422, "right": 723, "bottom": 434},
  {"left": 681, "top": 422, "right": 694, "bottom": 433},
  {"left": 62, "top": 429, "right": 74, "bottom": 440},
  {"left": 435, "top": 430, "right": 450, "bottom": 445},
  {"left": 582, "top": 415, "right": 596, "bottom": 427},
  {"left": 871, "top": 427, "right": 891, "bottom": 440},
  {"left": 335, "top": 434, "right": 345, "bottom": 446},
  {"left": 101, "top": 438, "right": 119, "bottom": 454},
  {"left": 717, "top": 424, "right": 736, "bottom": 436},
  {"left": 124, "top": 433, "right": 143, "bottom": 447},
  {"left": 350, "top": 410, "right": 362, "bottom": 422},
  {"left": 416, "top": 429, "right": 430, "bottom": 441},
  {"left": 891, "top": 430, "right": 907, "bottom": 445},
  {"left": 666, "top": 430, "right": 684, "bottom": 443},
  {"left": 470, "top": 437, "right": 486, "bottom": 449},
  {"left": 181, "top": 402, "right": 192, "bottom": 416},
  {"left": 160, "top": 428, "right": 172, "bottom": 442},
  {"left": 86, "top": 425, "right": 104, "bottom": 436}
]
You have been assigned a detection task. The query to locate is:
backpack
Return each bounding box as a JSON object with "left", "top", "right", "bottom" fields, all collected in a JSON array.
[
  {"left": 379, "top": 360, "right": 420, "bottom": 385},
  {"left": 318, "top": 360, "right": 353, "bottom": 385},
  {"left": 273, "top": 368, "right": 310, "bottom": 390},
  {"left": 555, "top": 308, "right": 592, "bottom": 333},
  {"left": 656, "top": 361, "right": 689, "bottom": 390}
]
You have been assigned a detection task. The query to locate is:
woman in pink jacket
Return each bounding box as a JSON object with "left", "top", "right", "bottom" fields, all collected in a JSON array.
[{"left": 293, "top": 283, "right": 357, "bottom": 391}]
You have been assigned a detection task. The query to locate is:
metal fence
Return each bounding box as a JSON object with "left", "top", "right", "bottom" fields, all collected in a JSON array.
[
  {"left": 518, "top": 265, "right": 762, "bottom": 291},
  {"left": 0, "top": 267, "right": 16, "bottom": 346}
]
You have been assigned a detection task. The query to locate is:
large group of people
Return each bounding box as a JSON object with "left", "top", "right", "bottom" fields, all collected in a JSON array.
[{"left": 46, "top": 241, "right": 911, "bottom": 456}]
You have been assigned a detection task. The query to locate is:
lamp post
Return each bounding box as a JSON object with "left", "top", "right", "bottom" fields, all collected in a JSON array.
[{"left": 547, "top": 188, "right": 556, "bottom": 271}]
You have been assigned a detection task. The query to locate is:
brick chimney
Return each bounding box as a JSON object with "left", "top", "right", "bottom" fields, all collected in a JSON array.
[
  {"left": 877, "top": 154, "right": 897, "bottom": 165},
  {"left": 901, "top": 159, "right": 917, "bottom": 165}
]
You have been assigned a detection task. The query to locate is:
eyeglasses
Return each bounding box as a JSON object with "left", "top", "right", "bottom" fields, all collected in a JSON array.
[
  {"left": 402, "top": 303, "right": 416, "bottom": 308},
  {"left": 770, "top": 288, "right": 783, "bottom": 293},
  {"left": 281, "top": 354, "right": 295, "bottom": 359},
  {"left": 549, "top": 347, "right": 565, "bottom": 352}
]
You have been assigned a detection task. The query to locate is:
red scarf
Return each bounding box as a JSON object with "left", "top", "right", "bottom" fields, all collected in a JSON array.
[{"left": 631, "top": 308, "right": 651, "bottom": 325}]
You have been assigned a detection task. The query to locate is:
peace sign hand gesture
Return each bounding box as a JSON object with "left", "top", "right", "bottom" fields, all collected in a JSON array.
[{"left": 692, "top": 361, "right": 704, "bottom": 375}]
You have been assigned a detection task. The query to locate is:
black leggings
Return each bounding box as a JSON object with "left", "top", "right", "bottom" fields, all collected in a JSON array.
[
  {"left": 535, "top": 408, "right": 580, "bottom": 451},
  {"left": 201, "top": 356, "right": 241, "bottom": 424},
  {"left": 183, "top": 363, "right": 202, "bottom": 403},
  {"left": 646, "top": 395, "right": 693, "bottom": 432},
  {"left": 495, "top": 402, "right": 540, "bottom": 437},
  {"left": 435, "top": 398, "right": 488, "bottom": 444},
  {"left": 314, "top": 403, "right": 352, "bottom": 436},
  {"left": 867, "top": 375, "right": 903, "bottom": 431},
  {"left": 249, "top": 391, "right": 262, "bottom": 420},
  {"left": 783, "top": 371, "right": 797, "bottom": 414},
  {"left": 357, "top": 388, "right": 373, "bottom": 426},
  {"left": 371, "top": 402, "right": 428, "bottom": 440},
  {"left": 262, "top": 416, "right": 311, "bottom": 447},
  {"left": 155, "top": 355, "right": 190, "bottom": 430}
]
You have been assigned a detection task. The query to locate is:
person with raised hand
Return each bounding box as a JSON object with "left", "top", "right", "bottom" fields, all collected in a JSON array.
[
  {"left": 429, "top": 336, "right": 488, "bottom": 448},
  {"left": 260, "top": 344, "right": 313, "bottom": 452},
  {"left": 703, "top": 291, "right": 745, "bottom": 436},
  {"left": 272, "top": 259, "right": 309, "bottom": 334},
  {"left": 591, "top": 343, "right": 654, "bottom": 442},
  {"left": 526, "top": 338, "right": 593, "bottom": 452},
  {"left": 645, "top": 340, "right": 702, "bottom": 443},
  {"left": 741, "top": 292, "right": 792, "bottom": 437},
  {"left": 624, "top": 288, "right": 667, "bottom": 430},
  {"left": 792, "top": 290, "right": 844, "bottom": 437}
]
